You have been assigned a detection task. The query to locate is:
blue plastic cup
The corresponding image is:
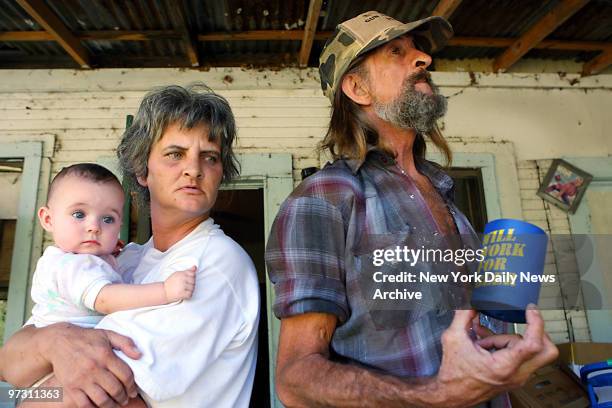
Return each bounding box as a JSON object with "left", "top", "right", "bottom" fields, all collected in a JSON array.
[{"left": 471, "top": 219, "right": 548, "bottom": 323}]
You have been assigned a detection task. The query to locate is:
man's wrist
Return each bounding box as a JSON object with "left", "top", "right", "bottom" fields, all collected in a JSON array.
[
  {"left": 403, "top": 377, "right": 444, "bottom": 408},
  {"left": 400, "top": 376, "right": 454, "bottom": 408},
  {"left": 37, "top": 323, "right": 71, "bottom": 367}
]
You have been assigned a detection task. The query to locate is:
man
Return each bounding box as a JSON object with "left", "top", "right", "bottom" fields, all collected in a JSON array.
[{"left": 265, "top": 11, "right": 558, "bottom": 407}]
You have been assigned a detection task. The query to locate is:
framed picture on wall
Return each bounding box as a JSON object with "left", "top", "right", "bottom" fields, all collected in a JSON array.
[{"left": 537, "top": 159, "right": 593, "bottom": 214}]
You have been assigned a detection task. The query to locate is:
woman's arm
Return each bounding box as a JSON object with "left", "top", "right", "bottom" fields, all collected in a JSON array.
[
  {"left": 0, "top": 323, "right": 141, "bottom": 406},
  {"left": 94, "top": 267, "right": 196, "bottom": 314}
]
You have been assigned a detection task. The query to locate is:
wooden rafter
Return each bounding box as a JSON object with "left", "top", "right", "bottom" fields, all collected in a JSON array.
[
  {"left": 4, "top": 29, "right": 612, "bottom": 75},
  {"left": 0, "top": 31, "right": 53, "bottom": 41},
  {"left": 3, "top": 30, "right": 609, "bottom": 53},
  {"left": 431, "top": 0, "right": 463, "bottom": 20},
  {"left": 165, "top": 1, "right": 199, "bottom": 67},
  {"left": 198, "top": 30, "right": 322, "bottom": 41},
  {"left": 582, "top": 50, "right": 612, "bottom": 76},
  {"left": 493, "top": 0, "right": 590, "bottom": 72},
  {"left": 298, "top": 0, "right": 323, "bottom": 67},
  {"left": 450, "top": 37, "right": 612, "bottom": 52},
  {"left": 80, "top": 31, "right": 181, "bottom": 41},
  {"left": 16, "top": 0, "right": 90, "bottom": 68}
]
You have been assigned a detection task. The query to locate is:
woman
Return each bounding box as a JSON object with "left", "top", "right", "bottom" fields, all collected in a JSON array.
[{"left": 0, "top": 84, "right": 260, "bottom": 407}]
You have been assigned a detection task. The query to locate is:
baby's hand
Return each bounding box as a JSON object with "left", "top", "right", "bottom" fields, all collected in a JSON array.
[{"left": 164, "top": 266, "right": 197, "bottom": 302}]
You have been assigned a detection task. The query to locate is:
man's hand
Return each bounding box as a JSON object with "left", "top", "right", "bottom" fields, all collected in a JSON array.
[
  {"left": 18, "top": 375, "right": 145, "bottom": 408},
  {"left": 163, "top": 267, "right": 197, "bottom": 302},
  {"left": 433, "top": 305, "right": 559, "bottom": 407},
  {"left": 42, "top": 323, "right": 141, "bottom": 408}
]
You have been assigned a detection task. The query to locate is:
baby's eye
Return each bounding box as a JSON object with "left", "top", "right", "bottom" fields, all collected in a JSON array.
[
  {"left": 102, "top": 216, "right": 115, "bottom": 224},
  {"left": 72, "top": 211, "right": 85, "bottom": 219}
]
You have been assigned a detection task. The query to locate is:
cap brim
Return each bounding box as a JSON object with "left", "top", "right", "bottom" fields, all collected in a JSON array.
[{"left": 357, "top": 16, "right": 453, "bottom": 59}]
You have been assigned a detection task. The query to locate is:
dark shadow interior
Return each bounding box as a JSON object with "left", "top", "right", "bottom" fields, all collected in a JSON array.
[{"left": 212, "top": 188, "right": 270, "bottom": 407}]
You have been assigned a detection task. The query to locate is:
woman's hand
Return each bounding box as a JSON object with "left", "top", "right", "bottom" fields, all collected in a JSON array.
[{"left": 42, "top": 323, "right": 142, "bottom": 407}]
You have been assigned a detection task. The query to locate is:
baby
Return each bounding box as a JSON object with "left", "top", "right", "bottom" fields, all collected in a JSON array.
[{"left": 27, "top": 163, "right": 196, "bottom": 329}]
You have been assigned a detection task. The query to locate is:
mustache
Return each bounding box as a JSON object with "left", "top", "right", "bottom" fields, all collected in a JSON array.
[{"left": 405, "top": 69, "right": 433, "bottom": 87}]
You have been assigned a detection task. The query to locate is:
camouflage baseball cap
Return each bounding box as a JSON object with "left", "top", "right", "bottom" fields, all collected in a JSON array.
[{"left": 319, "top": 11, "right": 453, "bottom": 102}]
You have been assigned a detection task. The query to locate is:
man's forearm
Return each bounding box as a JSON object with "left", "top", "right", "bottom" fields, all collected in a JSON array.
[
  {"left": 278, "top": 353, "right": 449, "bottom": 408},
  {"left": 0, "top": 324, "right": 54, "bottom": 387}
]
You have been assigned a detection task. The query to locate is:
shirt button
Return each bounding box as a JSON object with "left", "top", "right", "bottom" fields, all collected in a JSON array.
[{"left": 409, "top": 194, "right": 415, "bottom": 199}]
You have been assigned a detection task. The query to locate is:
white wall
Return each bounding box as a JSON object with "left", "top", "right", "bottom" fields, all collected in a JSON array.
[
  {"left": 1, "top": 68, "right": 610, "bottom": 163},
  {"left": 0, "top": 67, "right": 610, "bottom": 342}
]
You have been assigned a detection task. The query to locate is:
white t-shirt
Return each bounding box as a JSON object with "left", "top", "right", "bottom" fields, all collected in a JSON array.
[
  {"left": 96, "top": 218, "right": 260, "bottom": 408},
  {"left": 27, "top": 246, "right": 123, "bottom": 328}
]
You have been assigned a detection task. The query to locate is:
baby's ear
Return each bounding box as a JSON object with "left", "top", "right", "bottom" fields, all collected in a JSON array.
[{"left": 37, "top": 206, "right": 53, "bottom": 232}]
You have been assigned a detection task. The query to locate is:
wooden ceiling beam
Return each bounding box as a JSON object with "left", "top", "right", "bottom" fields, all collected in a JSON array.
[
  {"left": 582, "top": 50, "right": 612, "bottom": 76},
  {"left": 198, "top": 30, "right": 332, "bottom": 41},
  {"left": 0, "top": 31, "right": 53, "bottom": 41},
  {"left": 3, "top": 30, "right": 610, "bottom": 55},
  {"left": 298, "top": 0, "right": 323, "bottom": 67},
  {"left": 16, "top": 0, "right": 90, "bottom": 68},
  {"left": 165, "top": 1, "right": 199, "bottom": 67},
  {"left": 449, "top": 37, "right": 612, "bottom": 52},
  {"left": 80, "top": 31, "right": 181, "bottom": 41},
  {"left": 0, "top": 29, "right": 330, "bottom": 42},
  {"left": 431, "top": 0, "right": 463, "bottom": 20},
  {"left": 493, "top": 0, "right": 590, "bottom": 72}
]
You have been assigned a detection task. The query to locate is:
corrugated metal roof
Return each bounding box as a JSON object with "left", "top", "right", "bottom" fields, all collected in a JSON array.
[
  {"left": 0, "top": 0, "right": 611, "bottom": 69},
  {"left": 0, "top": 0, "right": 43, "bottom": 31}
]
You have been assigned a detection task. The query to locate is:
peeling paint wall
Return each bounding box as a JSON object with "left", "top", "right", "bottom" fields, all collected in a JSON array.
[{"left": 0, "top": 68, "right": 610, "bottom": 343}]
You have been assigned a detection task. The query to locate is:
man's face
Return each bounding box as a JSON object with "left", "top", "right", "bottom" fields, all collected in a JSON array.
[{"left": 364, "top": 35, "right": 448, "bottom": 133}]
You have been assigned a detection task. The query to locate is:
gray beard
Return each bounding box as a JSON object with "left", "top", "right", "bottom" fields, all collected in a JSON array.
[{"left": 373, "top": 77, "right": 447, "bottom": 133}]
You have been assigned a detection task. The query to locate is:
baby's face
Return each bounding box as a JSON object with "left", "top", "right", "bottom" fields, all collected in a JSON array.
[{"left": 41, "top": 176, "right": 124, "bottom": 256}]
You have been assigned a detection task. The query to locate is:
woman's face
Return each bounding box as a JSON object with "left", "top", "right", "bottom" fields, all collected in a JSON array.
[{"left": 138, "top": 122, "right": 223, "bottom": 223}]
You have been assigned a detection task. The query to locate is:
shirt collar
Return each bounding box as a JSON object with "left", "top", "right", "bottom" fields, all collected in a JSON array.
[
  {"left": 344, "top": 147, "right": 455, "bottom": 199},
  {"left": 344, "top": 146, "right": 389, "bottom": 174}
]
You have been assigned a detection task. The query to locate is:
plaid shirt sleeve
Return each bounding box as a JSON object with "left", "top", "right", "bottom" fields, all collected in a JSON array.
[{"left": 265, "top": 195, "right": 350, "bottom": 323}]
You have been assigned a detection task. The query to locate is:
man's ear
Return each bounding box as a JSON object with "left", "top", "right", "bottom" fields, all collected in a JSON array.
[
  {"left": 38, "top": 206, "right": 53, "bottom": 232},
  {"left": 341, "top": 72, "right": 372, "bottom": 106}
]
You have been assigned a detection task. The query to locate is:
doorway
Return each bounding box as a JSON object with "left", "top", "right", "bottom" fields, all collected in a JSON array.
[
  {"left": 0, "top": 159, "right": 22, "bottom": 346},
  {"left": 447, "top": 167, "right": 488, "bottom": 233},
  {"left": 212, "top": 189, "right": 269, "bottom": 407}
]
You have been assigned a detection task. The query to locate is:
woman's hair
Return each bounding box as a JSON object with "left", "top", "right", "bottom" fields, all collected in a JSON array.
[
  {"left": 118, "top": 83, "right": 239, "bottom": 205},
  {"left": 319, "top": 56, "right": 452, "bottom": 166}
]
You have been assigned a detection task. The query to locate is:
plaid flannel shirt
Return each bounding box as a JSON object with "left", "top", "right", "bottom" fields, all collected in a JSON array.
[{"left": 266, "top": 150, "right": 510, "bottom": 407}]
